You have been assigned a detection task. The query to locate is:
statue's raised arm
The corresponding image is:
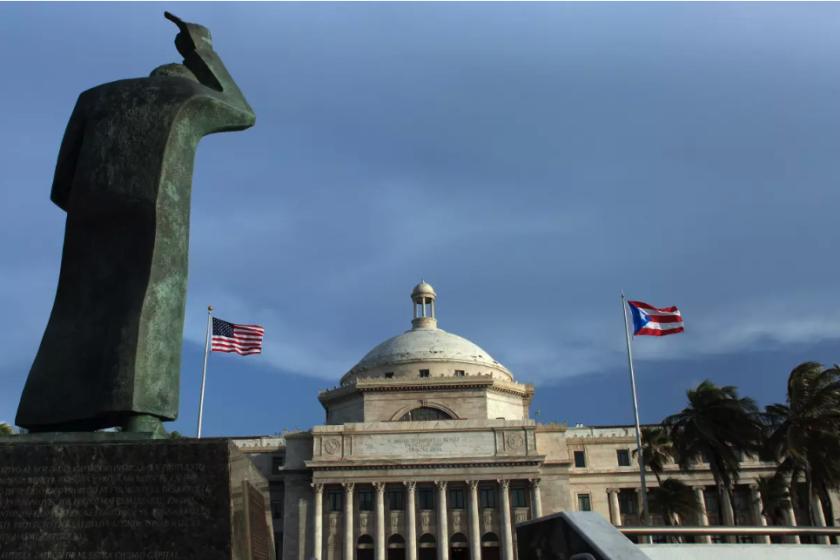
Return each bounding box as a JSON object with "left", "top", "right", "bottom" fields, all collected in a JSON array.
[{"left": 165, "top": 12, "right": 255, "bottom": 128}]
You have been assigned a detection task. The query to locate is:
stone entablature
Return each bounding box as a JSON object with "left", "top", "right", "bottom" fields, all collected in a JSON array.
[
  {"left": 308, "top": 420, "right": 540, "bottom": 466},
  {"left": 229, "top": 435, "right": 286, "bottom": 453},
  {"left": 319, "top": 376, "right": 535, "bottom": 406}
]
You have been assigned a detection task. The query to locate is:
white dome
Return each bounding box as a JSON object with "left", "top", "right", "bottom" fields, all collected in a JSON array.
[{"left": 345, "top": 327, "right": 511, "bottom": 379}]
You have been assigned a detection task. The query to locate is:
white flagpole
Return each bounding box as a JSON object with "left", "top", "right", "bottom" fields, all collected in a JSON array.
[
  {"left": 622, "top": 293, "right": 652, "bottom": 535},
  {"left": 196, "top": 306, "right": 213, "bottom": 439}
]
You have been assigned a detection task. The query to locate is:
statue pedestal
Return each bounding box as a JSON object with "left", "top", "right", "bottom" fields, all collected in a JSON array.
[{"left": 0, "top": 438, "right": 275, "bottom": 560}]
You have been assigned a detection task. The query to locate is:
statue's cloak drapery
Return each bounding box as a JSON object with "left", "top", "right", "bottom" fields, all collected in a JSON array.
[{"left": 16, "top": 53, "right": 255, "bottom": 431}]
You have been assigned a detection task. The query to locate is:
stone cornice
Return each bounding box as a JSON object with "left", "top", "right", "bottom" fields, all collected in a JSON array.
[
  {"left": 319, "top": 375, "right": 535, "bottom": 406},
  {"left": 306, "top": 456, "right": 546, "bottom": 471}
]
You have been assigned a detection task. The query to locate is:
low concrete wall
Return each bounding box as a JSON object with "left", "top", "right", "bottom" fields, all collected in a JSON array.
[{"left": 640, "top": 545, "right": 840, "bottom": 560}]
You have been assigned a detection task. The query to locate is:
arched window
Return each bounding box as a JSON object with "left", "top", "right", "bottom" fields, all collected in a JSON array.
[
  {"left": 419, "top": 534, "right": 437, "bottom": 547},
  {"left": 357, "top": 535, "right": 374, "bottom": 547},
  {"left": 400, "top": 407, "right": 453, "bottom": 421},
  {"left": 389, "top": 535, "right": 406, "bottom": 547},
  {"left": 450, "top": 533, "right": 469, "bottom": 546},
  {"left": 481, "top": 533, "right": 499, "bottom": 546}
]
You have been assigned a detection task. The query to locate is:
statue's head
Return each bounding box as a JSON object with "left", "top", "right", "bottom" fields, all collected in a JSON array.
[{"left": 150, "top": 63, "right": 198, "bottom": 81}]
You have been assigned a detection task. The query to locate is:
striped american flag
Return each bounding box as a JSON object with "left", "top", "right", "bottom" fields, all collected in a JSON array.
[
  {"left": 627, "top": 301, "right": 684, "bottom": 336},
  {"left": 211, "top": 317, "right": 264, "bottom": 355}
]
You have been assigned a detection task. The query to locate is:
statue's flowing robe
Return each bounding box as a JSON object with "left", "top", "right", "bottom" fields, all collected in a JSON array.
[{"left": 17, "top": 52, "right": 255, "bottom": 431}]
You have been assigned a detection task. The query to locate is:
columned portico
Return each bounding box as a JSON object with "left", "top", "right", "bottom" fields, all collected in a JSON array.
[
  {"left": 783, "top": 491, "right": 800, "bottom": 544},
  {"left": 812, "top": 494, "right": 829, "bottom": 545},
  {"left": 529, "top": 479, "right": 542, "bottom": 519},
  {"left": 435, "top": 481, "right": 449, "bottom": 560},
  {"left": 467, "top": 481, "right": 481, "bottom": 560},
  {"left": 313, "top": 484, "right": 325, "bottom": 560},
  {"left": 374, "top": 482, "right": 387, "bottom": 560},
  {"left": 405, "top": 482, "right": 418, "bottom": 560},
  {"left": 749, "top": 484, "right": 770, "bottom": 544},
  {"left": 692, "top": 486, "right": 711, "bottom": 544},
  {"left": 606, "top": 489, "right": 621, "bottom": 526},
  {"left": 498, "top": 480, "right": 514, "bottom": 560},
  {"left": 344, "top": 482, "right": 355, "bottom": 560}
]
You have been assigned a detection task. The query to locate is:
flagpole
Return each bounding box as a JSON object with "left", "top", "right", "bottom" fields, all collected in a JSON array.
[
  {"left": 196, "top": 306, "right": 213, "bottom": 439},
  {"left": 622, "top": 293, "right": 652, "bottom": 535}
]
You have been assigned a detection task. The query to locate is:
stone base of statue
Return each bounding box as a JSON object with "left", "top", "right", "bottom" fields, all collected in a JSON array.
[{"left": 0, "top": 437, "right": 275, "bottom": 560}]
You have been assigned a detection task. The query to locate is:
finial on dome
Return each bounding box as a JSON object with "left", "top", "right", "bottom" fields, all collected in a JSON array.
[{"left": 410, "top": 280, "right": 437, "bottom": 330}]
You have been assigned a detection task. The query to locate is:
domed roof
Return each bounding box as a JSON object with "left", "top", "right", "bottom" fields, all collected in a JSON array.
[
  {"left": 411, "top": 280, "right": 436, "bottom": 299},
  {"left": 342, "top": 281, "right": 513, "bottom": 382},
  {"left": 347, "top": 328, "right": 509, "bottom": 376}
]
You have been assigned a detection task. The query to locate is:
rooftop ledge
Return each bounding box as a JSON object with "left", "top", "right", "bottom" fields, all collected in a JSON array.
[{"left": 319, "top": 374, "right": 535, "bottom": 402}]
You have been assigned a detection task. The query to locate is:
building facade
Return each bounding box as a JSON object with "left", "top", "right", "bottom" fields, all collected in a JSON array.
[{"left": 231, "top": 282, "right": 838, "bottom": 560}]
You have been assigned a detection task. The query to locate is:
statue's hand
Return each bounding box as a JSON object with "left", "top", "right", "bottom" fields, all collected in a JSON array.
[{"left": 165, "top": 12, "right": 213, "bottom": 56}]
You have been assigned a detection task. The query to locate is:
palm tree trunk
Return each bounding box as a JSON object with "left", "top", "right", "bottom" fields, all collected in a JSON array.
[{"left": 806, "top": 474, "right": 816, "bottom": 527}]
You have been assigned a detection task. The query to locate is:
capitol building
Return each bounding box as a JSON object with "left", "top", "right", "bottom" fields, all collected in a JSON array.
[{"left": 231, "top": 282, "right": 826, "bottom": 560}]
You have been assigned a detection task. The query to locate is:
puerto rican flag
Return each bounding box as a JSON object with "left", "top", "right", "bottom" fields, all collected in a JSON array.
[{"left": 627, "top": 301, "right": 684, "bottom": 337}]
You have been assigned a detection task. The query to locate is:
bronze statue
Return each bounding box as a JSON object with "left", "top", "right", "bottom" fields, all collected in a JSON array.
[{"left": 16, "top": 13, "right": 256, "bottom": 435}]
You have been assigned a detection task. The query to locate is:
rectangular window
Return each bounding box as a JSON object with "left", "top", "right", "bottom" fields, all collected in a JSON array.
[
  {"left": 272, "top": 456, "right": 284, "bottom": 472},
  {"left": 480, "top": 488, "right": 496, "bottom": 509},
  {"left": 385, "top": 372, "right": 394, "bottom": 379},
  {"left": 449, "top": 488, "right": 465, "bottom": 509},
  {"left": 328, "top": 491, "right": 342, "bottom": 512},
  {"left": 617, "top": 450, "right": 631, "bottom": 467},
  {"left": 271, "top": 501, "right": 283, "bottom": 519},
  {"left": 732, "top": 448, "right": 744, "bottom": 462},
  {"left": 418, "top": 488, "right": 434, "bottom": 510},
  {"left": 389, "top": 490, "right": 404, "bottom": 510},
  {"left": 454, "top": 370, "right": 465, "bottom": 377},
  {"left": 419, "top": 369, "right": 430, "bottom": 378},
  {"left": 704, "top": 490, "right": 719, "bottom": 516},
  {"left": 359, "top": 491, "right": 373, "bottom": 511},
  {"left": 733, "top": 490, "right": 750, "bottom": 513},
  {"left": 511, "top": 486, "right": 527, "bottom": 508},
  {"left": 701, "top": 451, "right": 710, "bottom": 464},
  {"left": 578, "top": 494, "right": 591, "bottom": 512},
  {"left": 574, "top": 450, "right": 586, "bottom": 468},
  {"left": 618, "top": 492, "right": 636, "bottom": 515}
]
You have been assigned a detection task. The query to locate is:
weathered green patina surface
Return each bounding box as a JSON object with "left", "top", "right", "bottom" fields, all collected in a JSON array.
[{"left": 16, "top": 13, "right": 256, "bottom": 433}]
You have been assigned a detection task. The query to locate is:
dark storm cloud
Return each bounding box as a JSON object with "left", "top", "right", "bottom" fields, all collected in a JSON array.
[{"left": 1, "top": 2, "right": 838, "bottom": 424}]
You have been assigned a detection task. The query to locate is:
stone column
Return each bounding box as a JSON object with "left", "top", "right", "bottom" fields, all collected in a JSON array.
[
  {"left": 343, "top": 482, "right": 355, "bottom": 560},
  {"left": 405, "top": 482, "right": 418, "bottom": 560},
  {"left": 720, "top": 488, "right": 736, "bottom": 544},
  {"left": 313, "top": 484, "right": 325, "bottom": 560},
  {"left": 374, "top": 483, "right": 387, "bottom": 560},
  {"left": 692, "top": 487, "right": 711, "bottom": 544},
  {"left": 467, "top": 481, "right": 481, "bottom": 560},
  {"left": 634, "top": 488, "right": 645, "bottom": 524},
  {"left": 498, "top": 480, "right": 514, "bottom": 560},
  {"left": 783, "top": 491, "right": 800, "bottom": 545},
  {"left": 813, "top": 493, "right": 829, "bottom": 545},
  {"left": 529, "top": 479, "right": 542, "bottom": 519},
  {"left": 607, "top": 489, "right": 621, "bottom": 526},
  {"left": 436, "top": 481, "right": 449, "bottom": 560},
  {"left": 749, "top": 484, "right": 770, "bottom": 544}
]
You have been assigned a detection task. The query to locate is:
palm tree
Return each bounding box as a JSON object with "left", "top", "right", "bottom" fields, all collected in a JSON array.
[
  {"left": 168, "top": 431, "right": 186, "bottom": 439},
  {"left": 754, "top": 474, "right": 792, "bottom": 526},
  {"left": 0, "top": 422, "right": 14, "bottom": 435},
  {"left": 764, "top": 362, "right": 840, "bottom": 526},
  {"left": 633, "top": 427, "right": 674, "bottom": 485},
  {"left": 648, "top": 478, "right": 702, "bottom": 530},
  {"left": 663, "top": 380, "right": 765, "bottom": 527}
]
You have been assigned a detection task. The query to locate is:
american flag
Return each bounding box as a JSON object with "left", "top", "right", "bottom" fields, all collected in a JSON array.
[
  {"left": 211, "top": 318, "right": 264, "bottom": 355},
  {"left": 627, "top": 301, "right": 684, "bottom": 336}
]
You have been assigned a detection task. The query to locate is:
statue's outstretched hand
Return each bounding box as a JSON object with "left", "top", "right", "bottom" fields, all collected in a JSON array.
[{"left": 165, "top": 12, "right": 213, "bottom": 57}]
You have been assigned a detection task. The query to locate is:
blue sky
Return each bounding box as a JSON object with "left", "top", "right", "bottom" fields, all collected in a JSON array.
[{"left": 1, "top": 3, "right": 839, "bottom": 436}]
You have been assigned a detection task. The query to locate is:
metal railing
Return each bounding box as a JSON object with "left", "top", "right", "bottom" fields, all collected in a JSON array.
[{"left": 620, "top": 526, "right": 840, "bottom": 537}]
